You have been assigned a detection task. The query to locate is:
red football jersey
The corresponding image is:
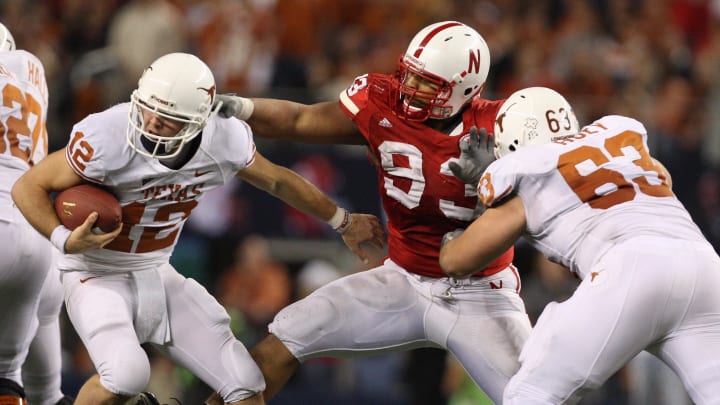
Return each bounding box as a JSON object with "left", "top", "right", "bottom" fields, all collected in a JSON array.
[{"left": 339, "top": 73, "right": 513, "bottom": 278}]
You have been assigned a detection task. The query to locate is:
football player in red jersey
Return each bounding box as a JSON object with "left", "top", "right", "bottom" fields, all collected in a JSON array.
[{"left": 211, "top": 21, "right": 532, "bottom": 404}]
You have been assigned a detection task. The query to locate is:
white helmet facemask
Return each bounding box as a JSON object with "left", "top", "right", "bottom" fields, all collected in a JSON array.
[
  {"left": 127, "top": 52, "right": 220, "bottom": 159},
  {"left": 391, "top": 21, "right": 490, "bottom": 121},
  {"left": 493, "top": 87, "right": 579, "bottom": 158}
]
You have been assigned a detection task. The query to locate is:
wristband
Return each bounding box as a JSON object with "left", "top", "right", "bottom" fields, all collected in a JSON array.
[
  {"left": 236, "top": 97, "right": 255, "bottom": 121},
  {"left": 50, "top": 225, "right": 72, "bottom": 254},
  {"left": 327, "top": 207, "right": 352, "bottom": 234}
]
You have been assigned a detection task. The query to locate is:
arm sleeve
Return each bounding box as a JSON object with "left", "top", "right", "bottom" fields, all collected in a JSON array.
[
  {"left": 338, "top": 73, "right": 371, "bottom": 120},
  {"left": 65, "top": 119, "right": 114, "bottom": 183},
  {"left": 478, "top": 158, "right": 522, "bottom": 207}
]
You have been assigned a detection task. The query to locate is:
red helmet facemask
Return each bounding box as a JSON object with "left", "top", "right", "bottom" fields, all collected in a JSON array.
[
  {"left": 388, "top": 21, "right": 491, "bottom": 122},
  {"left": 390, "top": 56, "right": 454, "bottom": 122}
]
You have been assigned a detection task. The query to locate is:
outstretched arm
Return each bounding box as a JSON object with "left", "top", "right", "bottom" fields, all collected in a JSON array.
[
  {"left": 217, "top": 95, "right": 364, "bottom": 145},
  {"left": 237, "top": 151, "right": 385, "bottom": 263}
]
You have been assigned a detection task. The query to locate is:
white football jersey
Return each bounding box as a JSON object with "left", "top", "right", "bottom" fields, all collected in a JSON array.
[
  {"left": 60, "top": 104, "right": 255, "bottom": 273},
  {"left": 0, "top": 50, "right": 48, "bottom": 203},
  {"left": 479, "top": 115, "right": 705, "bottom": 278}
]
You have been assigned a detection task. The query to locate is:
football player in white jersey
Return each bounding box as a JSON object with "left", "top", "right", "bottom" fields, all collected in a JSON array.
[
  {"left": 11, "top": 52, "right": 385, "bottom": 405},
  {"left": 440, "top": 86, "right": 720, "bottom": 404},
  {"left": 0, "top": 22, "right": 74, "bottom": 404}
]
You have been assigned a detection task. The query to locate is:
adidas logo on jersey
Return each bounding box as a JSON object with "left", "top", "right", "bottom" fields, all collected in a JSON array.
[{"left": 379, "top": 118, "right": 393, "bottom": 128}]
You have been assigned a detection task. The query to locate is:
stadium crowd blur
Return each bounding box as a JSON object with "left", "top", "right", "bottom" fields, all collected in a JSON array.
[{"left": 3, "top": 0, "right": 719, "bottom": 403}]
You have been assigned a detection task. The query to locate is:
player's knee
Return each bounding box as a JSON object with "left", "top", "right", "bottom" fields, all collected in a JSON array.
[
  {"left": 99, "top": 344, "right": 151, "bottom": 396},
  {"left": 504, "top": 379, "right": 582, "bottom": 404},
  {"left": 216, "top": 339, "right": 265, "bottom": 402},
  {"left": 503, "top": 383, "right": 550, "bottom": 404},
  {"left": 269, "top": 294, "right": 338, "bottom": 344},
  {"left": 0, "top": 378, "right": 25, "bottom": 398}
]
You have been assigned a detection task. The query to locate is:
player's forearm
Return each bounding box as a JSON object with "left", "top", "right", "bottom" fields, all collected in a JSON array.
[
  {"left": 269, "top": 167, "right": 338, "bottom": 223},
  {"left": 11, "top": 174, "right": 60, "bottom": 239},
  {"left": 12, "top": 149, "right": 82, "bottom": 239},
  {"left": 440, "top": 236, "right": 495, "bottom": 278},
  {"left": 247, "top": 98, "right": 305, "bottom": 139},
  {"left": 249, "top": 99, "right": 363, "bottom": 144},
  {"left": 440, "top": 197, "right": 526, "bottom": 277}
]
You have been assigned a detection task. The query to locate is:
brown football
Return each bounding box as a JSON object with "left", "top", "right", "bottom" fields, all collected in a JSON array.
[{"left": 54, "top": 184, "right": 122, "bottom": 233}]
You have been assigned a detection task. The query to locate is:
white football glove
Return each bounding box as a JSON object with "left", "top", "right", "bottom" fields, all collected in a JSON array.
[
  {"left": 448, "top": 126, "right": 495, "bottom": 185},
  {"left": 214, "top": 93, "right": 254, "bottom": 120}
]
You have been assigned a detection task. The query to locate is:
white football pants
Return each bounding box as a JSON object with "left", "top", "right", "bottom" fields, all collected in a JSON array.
[
  {"left": 270, "top": 259, "right": 531, "bottom": 403},
  {"left": 504, "top": 237, "right": 720, "bottom": 404}
]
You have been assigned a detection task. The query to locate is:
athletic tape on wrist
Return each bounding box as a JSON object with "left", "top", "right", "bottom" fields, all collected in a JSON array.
[
  {"left": 50, "top": 225, "right": 72, "bottom": 254},
  {"left": 327, "top": 207, "right": 352, "bottom": 233},
  {"left": 237, "top": 97, "right": 255, "bottom": 121}
]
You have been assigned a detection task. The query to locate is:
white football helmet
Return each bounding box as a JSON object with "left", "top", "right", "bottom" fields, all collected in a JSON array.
[
  {"left": 493, "top": 87, "right": 579, "bottom": 158},
  {"left": 0, "top": 23, "right": 16, "bottom": 51},
  {"left": 127, "top": 52, "right": 218, "bottom": 159},
  {"left": 392, "top": 21, "right": 490, "bottom": 121}
]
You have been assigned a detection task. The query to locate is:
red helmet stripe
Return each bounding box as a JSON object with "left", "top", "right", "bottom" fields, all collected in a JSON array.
[
  {"left": 412, "top": 22, "right": 463, "bottom": 58},
  {"left": 449, "top": 71, "right": 468, "bottom": 85}
]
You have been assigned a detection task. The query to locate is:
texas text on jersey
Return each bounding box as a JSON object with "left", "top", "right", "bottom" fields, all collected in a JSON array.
[{"left": 61, "top": 105, "right": 255, "bottom": 273}]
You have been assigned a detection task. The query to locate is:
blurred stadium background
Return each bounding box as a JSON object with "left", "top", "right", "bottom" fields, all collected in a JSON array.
[{"left": 3, "top": 0, "right": 719, "bottom": 403}]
